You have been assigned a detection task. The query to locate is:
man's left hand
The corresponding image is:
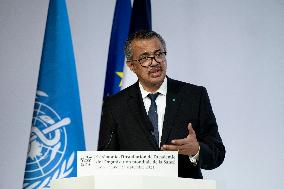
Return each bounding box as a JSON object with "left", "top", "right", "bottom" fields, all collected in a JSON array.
[{"left": 161, "top": 123, "right": 199, "bottom": 156}]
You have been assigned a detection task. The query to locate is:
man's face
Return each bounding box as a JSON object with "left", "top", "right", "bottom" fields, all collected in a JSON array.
[{"left": 127, "top": 37, "right": 167, "bottom": 91}]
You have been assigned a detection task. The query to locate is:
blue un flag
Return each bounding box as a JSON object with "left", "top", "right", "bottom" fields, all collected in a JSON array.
[{"left": 23, "top": 0, "right": 85, "bottom": 188}]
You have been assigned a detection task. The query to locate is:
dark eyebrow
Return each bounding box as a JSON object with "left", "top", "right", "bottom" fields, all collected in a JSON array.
[
  {"left": 139, "top": 52, "right": 150, "bottom": 57},
  {"left": 139, "top": 49, "right": 162, "bottom": 57},
  {"left": 154, "top": 49, "right": 162, "bottom": 54}
]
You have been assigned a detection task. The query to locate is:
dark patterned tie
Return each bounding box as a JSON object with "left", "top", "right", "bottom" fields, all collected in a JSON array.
[{"left": 147, "top": 93, "right": 159, "bottom": 145}]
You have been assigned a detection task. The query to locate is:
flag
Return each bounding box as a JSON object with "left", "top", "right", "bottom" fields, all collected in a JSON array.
[
  {"left": 103, "top": 0, "right": 132, "bottom": 97},
  {"left": 23, "top": 0, "right": 85, "bottom": 188},
  {"left": 129, "top": 0, "right": 152, "bottom": 35},
  {"left": 122, "top": 0, "right": 152, "bottom": 89}
]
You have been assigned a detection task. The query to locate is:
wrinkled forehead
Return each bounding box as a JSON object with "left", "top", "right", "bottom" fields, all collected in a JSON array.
[{"left": 131, "top": 37, "right": 164, "bottom": 55}]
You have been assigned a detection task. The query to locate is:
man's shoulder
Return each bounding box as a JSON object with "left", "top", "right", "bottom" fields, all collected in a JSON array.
[
  {"left": 103, "top": 82, "right": 138, "bottom": 106},
  {"left": 168, "top": 77, "right": 205, "bottom": 93}
]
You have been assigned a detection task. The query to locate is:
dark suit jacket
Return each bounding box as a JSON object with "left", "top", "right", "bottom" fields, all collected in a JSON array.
[{"left": 98, "top": 77, "right": 225, "bottom": 179}]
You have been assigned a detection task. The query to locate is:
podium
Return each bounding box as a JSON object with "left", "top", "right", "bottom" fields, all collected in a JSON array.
[
  {"left": 51, "top": 175, "right": 216, "bottom": 189},
  {"left": 51, "top": 151, "right": 216, "bottom": 189}
]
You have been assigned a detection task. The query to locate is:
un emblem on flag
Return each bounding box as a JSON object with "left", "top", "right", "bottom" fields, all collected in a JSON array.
[{"left": 23, "top": 91, "right": 74, "bottom": 189}]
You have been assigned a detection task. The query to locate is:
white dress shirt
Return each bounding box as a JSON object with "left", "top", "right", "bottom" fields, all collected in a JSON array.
[
  {"left": 139, "top": 77, "right": 167, "bottom": 145},
  {"left": 138, "top": 77, "right": 199, "bottom": 164}
]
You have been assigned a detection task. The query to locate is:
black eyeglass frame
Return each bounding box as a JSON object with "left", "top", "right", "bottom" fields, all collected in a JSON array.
[{"left": 129, "top": 51, "right": 167, "bottom": 67}]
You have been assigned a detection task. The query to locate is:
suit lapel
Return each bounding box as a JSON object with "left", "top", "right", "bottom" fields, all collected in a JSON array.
[
  {"left": 161, "top": 78, "right": 183, "bottom": 146},
  {"left": 127, "top": 82, "right": 159, "bottom": 150}
]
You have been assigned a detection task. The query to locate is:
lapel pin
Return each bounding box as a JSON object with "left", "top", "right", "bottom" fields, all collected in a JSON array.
[{"left": 172, "top": 98, "right": 176, "bottom": 102}]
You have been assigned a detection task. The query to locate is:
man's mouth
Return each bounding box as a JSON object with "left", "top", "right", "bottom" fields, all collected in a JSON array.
[{"left": 149, "top": 67, "right": 162, "bottom": 77}]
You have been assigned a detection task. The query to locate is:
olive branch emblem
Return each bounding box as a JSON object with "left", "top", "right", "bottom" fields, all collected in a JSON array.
[{"left": 23, "top": 152, "right": 75, "bottom": 189}]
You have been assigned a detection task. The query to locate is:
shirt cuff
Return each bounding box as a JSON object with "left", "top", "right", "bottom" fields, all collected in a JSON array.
[{"left": 188, "top": 146, "right": 200, "bottom": 165}]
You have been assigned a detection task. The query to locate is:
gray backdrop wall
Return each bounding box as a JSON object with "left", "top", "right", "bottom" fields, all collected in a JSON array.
[{"left": 1, "top": 0, "right": 284, "bottom": 189}]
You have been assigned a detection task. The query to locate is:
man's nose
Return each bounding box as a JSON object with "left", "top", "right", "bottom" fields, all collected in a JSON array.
[{"left": 149, "top": 57, "right": 159, "bottom": 67}]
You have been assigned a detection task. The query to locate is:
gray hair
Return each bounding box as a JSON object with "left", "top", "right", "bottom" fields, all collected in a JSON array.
[{"left": 124, "top": 30, "right": 167, "bottom": 60}]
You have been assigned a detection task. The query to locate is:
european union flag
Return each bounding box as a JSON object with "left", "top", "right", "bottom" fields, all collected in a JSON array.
[
  {"left": 23, "top": 0, "right": 85, "bottom": 188},
  {"left": 103, "top": 0, "right": 132, "bottom": 97}
]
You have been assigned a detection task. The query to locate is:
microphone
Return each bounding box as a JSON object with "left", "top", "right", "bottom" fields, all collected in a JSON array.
[{"left": 98, "top": 130, "right": 115, "bottom": 151}]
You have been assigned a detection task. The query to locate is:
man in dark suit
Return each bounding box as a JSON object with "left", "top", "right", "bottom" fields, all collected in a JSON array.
[{"left": 98, "top": 30, "right": 225, "bottom": 179}]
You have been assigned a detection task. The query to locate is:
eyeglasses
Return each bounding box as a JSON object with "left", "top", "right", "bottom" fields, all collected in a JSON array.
[{"left": 130, "top": 51, "right": 167, "bottom": 67}]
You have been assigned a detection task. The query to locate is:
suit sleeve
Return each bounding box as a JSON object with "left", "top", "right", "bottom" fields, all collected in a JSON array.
[
  {"left": 198, "top": 87, "right": 226, "bottom": 170},
  {"left": 97, "top": 98, "right": 119, "bottom": 151}
]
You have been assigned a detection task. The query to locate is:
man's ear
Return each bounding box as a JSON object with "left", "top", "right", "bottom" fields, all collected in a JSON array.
[{"left": 126, "top": 61, "right": 135, "bottom": 72}]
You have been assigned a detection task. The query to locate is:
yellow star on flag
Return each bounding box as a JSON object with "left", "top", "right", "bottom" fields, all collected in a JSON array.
[{"left": 116, "top": 72, "right": 124, "bottom": 87}]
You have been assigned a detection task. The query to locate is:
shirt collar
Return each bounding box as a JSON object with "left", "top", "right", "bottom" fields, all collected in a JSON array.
[{"left": 139, "top": 77, "right": 167, "bottom": 99}]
